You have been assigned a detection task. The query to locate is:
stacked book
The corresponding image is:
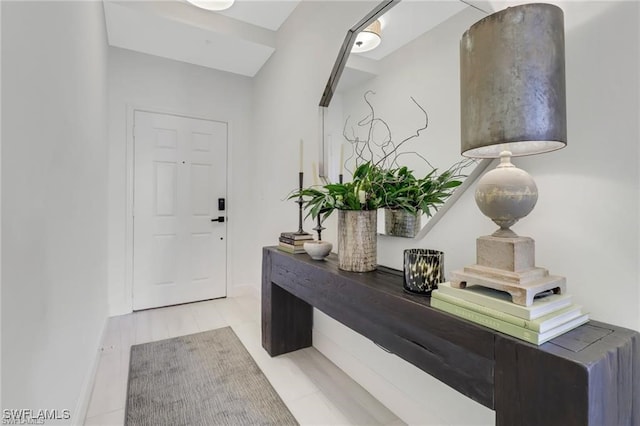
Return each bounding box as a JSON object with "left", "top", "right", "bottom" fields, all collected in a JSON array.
[
  {"left": 278, "top": 232, "right": 313, "bottom": 254},
  {"left": 431, "top": 282, "right": 589, "bottom": 345}
]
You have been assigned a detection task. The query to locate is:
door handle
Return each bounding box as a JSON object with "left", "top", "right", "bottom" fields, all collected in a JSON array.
[{"left": 211, "top": 216, "right": 225, "bottom": 223}]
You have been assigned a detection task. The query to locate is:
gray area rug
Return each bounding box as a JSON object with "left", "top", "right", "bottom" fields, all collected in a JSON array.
[{"left": 126, "top": 327, "right": 298, "bottom": 426}]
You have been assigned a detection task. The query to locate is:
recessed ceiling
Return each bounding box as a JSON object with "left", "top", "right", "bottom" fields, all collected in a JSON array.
[
  {"left": 103, "top": 1, "right": 490, "bottom": 79},
  {"left": 103, "top": 0, "right": 300, "bottom": 77}
]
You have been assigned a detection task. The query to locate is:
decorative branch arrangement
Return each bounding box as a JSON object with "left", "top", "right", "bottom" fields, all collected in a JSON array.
[
  {"left": 343, "top": 90, "right": 430, "bottom": 173},
  {"left": 343, "top": 90, "right": 473, "bottom": 176},
  {"left": 290, "top": 91, "right": 475, "bottom": 226}
]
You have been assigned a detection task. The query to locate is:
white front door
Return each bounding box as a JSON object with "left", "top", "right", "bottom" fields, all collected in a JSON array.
[{"left": 133, "top": 110, "right": 227, "bottom": 310}]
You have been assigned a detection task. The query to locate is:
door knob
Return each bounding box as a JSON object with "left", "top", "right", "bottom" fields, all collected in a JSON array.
[{"left": 211, "top": 216, "right": 225, "bottom": 223}]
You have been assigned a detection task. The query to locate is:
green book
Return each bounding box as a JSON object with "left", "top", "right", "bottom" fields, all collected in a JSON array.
[
  {"left": 431, "top": 298, "right": 589, "bottom": 345},
  {"left": 436, "top": 282, "right": 572, "bottom": 320},
  {"left": 432, "top": 290, "right": 583, "bottom": 333}
]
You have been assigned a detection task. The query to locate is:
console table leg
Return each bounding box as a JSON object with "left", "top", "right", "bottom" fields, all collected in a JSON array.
[
  {"left": 262, "top": 280, "right": 313, "bottom": 356},
  {"left": 495, "top": 336, "right": 589, "bottom": 426}
]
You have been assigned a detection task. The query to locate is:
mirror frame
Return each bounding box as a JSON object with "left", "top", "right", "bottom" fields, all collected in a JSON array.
[
  {"left": 318, "top": 0, "right": 492, "bottom": 239},
  {"left": 318, "top": 0, "right": 399, "bottom": 179}
]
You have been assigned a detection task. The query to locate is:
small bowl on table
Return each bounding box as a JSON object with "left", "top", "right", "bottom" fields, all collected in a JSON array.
[{"left": 303, "top": 241, "right": 332, "bottom": 260}]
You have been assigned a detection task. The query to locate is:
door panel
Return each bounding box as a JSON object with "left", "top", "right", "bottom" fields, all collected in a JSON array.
[{"left": 133, "top": 110, "right": 227, "bottom": 310}]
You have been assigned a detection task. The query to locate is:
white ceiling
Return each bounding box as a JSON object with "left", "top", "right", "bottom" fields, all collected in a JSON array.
[
  {"left": 215, "top": 0, "right": 299, "bottom": 31},
  {"left": 103, "top": 0, "right": 300, "bottom": 77},
  {"left": 103, "top": 1, "right": 492, "bottom": 79}
]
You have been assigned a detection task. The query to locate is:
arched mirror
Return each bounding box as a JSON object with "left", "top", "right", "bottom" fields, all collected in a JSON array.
[{"left": 319, "top": 0, "right": 493, "bottom": 239}]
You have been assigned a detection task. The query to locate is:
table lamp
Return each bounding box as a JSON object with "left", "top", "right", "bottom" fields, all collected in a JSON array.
[{"left": 451, "top": 3, "right": 567, "bottom": 306}]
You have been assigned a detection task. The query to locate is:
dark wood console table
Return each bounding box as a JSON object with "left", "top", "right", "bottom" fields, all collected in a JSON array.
[{"left": 261, "top": 247, "right": 639, "bottom": 425}]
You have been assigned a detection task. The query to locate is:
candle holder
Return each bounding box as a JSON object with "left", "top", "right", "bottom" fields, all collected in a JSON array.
[
  {"left": 305, "top": 207, "right": 332, "bottom": 260},
  {"left": 313, "top": 209, "right": 329, "bottom": 241},
  {"left": 296, "top": 172, "right": 311, "bottom": 236},
  {"left": 339, "top": 174, "right": 343, "bottom": 184},
  {"left": 403, "top": 249, "right": 444, "bottom": 295}
]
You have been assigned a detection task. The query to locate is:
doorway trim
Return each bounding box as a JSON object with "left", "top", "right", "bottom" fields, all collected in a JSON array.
[{"left": 124, "top": 104, "right": 231, "bottom": 312}]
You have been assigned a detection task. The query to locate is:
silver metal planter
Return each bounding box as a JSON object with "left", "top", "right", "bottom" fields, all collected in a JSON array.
[
  {"left": 338, "top": 210, "right": 377, "bottom": 272},
  {"left": 384, "top": 208, "right": 421, "bottom": 238}
]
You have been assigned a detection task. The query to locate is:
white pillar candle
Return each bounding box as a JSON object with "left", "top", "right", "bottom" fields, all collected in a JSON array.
[
  {"left": 312, "top": 162, "right": 319, "bottom": 185},
  {"left": 299, "top": 139, "right": 304, "bottom": 172}
]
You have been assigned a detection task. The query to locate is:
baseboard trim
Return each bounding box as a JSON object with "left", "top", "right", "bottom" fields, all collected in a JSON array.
[{"left": 73, "top": 316, "right": 108, "bottom": 426}]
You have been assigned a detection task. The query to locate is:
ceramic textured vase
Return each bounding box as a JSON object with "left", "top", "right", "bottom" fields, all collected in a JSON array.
[
  {"left": 338, "top": 210, "right": 377, "bottom": 272},
  {"left": 384, "top": 208, "right": 421, "bottom": 238}
]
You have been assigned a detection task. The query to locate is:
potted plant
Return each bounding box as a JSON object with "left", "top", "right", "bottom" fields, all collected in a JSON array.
[
  {"left": 380, "top": 164, "right": 465, "bottom": 237},
  {"left": 292, "top": 161, "right": 466, "bottom": 268},
  {"left": 294, "top": 162, "right": 383, "bottom": 216},
  {"left": 291, "top": 162, "right": 385, "bottom": 272},
  {"left": 292, "top": 91, "right": 472, "bottom": 267}
]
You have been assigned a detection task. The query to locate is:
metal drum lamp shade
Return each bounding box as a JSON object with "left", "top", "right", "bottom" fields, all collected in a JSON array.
[{"left": 460, "top": 3, "right": 567, "bottom": 158}]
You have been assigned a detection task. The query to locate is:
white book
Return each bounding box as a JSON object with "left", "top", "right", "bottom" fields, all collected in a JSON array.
[{"left": 436, "top": 282, "right": 572, "bottom": 320}]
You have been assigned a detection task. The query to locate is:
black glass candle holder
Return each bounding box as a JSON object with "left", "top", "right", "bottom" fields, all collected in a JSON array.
[{"left": 403, "top": 249, "right": 444, "bottom": 295}]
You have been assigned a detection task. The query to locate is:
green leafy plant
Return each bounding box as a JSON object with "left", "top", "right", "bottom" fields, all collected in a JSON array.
[
  {"left": 289, "top": 162, "right": 386, "bottom": 222},
  {"left": 291, "top": 91, "right": 474, "bottom": 225},
  {"left": 380, "top": 164, "right": 465, "bottom": 217},
  {"left": 290, "top": 161, "right": 467, "bottom": 223}
]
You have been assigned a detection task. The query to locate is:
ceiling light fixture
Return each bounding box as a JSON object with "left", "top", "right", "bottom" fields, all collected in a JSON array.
[
  {"left": 352, "top": 20, "right": 382, "bottom": 53},
  {"left": 186, "top": 0, "right": 235, "bottom": 12}
]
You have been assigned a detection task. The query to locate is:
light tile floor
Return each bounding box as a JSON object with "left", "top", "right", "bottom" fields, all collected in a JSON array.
[{"left": 84, "top": 295, "right": 404, "bottom": 426}]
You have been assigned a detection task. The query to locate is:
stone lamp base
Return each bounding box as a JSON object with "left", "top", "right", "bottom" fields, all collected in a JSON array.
[{"left": 450, "top": 235, "right": 566, "bottom": 306}]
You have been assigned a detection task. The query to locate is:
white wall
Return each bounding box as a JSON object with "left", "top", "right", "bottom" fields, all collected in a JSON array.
[
  {"left": 333, "top": 1, "right": 640, "bottom": 331},
  {"left": 372, "top": 0, "right": 640, "bottom": 331},
  {"left": 1, "top": 1, "right": 109, "bottom": 422},
  {"left": 338, "top": 6, "right": 485, "bottom": 178},
  {"left": 107, "top": 47, "right": 254, "bottom": 315},
  {"left": 336, "top": 6, "right": 487, "bottom": 235},
  {"left": 1, "top": 0, "right": 4, "bottom": 408},
  {"left": 251, "top": 1, "right": 639, "bottom": 425},
  {"left": 250, "top": 0, "right": 378, "bottom": 282},
  {"left": 516, "top": 0, "right": 639, "bottom": 331}
]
